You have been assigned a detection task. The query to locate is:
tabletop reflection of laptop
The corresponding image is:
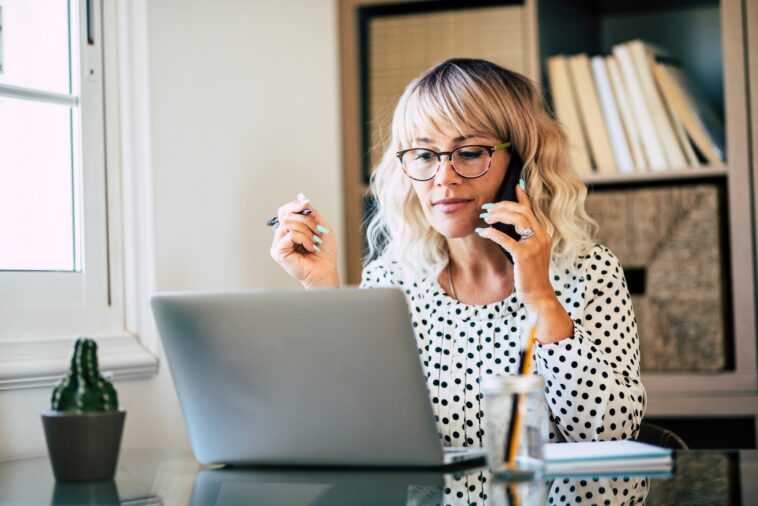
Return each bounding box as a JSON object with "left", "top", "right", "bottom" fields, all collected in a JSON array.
[
  {"left": 151, "top": 287, "right": 486, "bottom": 468},
  {"left": 190, "top": 468, "right": 444, "bottom": 506}
]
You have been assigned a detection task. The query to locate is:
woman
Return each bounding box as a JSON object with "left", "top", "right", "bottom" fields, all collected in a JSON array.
[{"left": 270, "top": 58, "right": 646, "bottom": 447}]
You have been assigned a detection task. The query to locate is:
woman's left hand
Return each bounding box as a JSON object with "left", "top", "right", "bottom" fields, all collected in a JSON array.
[{"left": 477, "top": 184, "right": 573, "bottom": 343}]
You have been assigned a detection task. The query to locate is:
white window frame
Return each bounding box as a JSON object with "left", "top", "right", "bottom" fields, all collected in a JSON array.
[{"left": 0, "top": 0, "right": 158, "bottom": 390}]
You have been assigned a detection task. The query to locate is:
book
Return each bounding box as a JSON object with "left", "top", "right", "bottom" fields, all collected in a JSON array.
[
  {"left": 612, "top": 43, "right": 668, "bottom": 171},
  {"left": 631, "top": 42, "right": 699, "bottom": 167},
  {"left": 652, "top": 58, "right": 725, "bottom": 165},
  {"left": 663, "top": 85, "right": 701, "bottom": 167},
  {"left": 567, "top": 53, "right": 617, "bottom": 174},
  {"left": 546, "top": 55, "right": 593, "bottom": 175},
  {"left": 591, "top": 56, "right": 634, "bottom": 174},
  {"left": 606, "top": 55, "right": 647, "bottom": 171},
  {"left": 544, "top": 440, "right": 674, "bottom": 477},
  {"left": 626, "top": 40, "right": 689, "bottom": 170}
]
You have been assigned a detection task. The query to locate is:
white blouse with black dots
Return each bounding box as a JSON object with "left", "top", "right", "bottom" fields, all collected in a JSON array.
[{"left": 360, "top": 244, "right": 646, "bottom": 446}]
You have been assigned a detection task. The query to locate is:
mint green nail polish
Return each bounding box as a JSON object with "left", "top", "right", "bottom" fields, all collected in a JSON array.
[
  {"left": 519, "top": 179, "right": 526, "bottom": 190},
  {"left": 475, "top": 227, "right": 485, "bottom": 234},
  {"left": 316, "top": 225, "right": 330, "bottom": 234},
  {"left": 313, "top": 244, "right": 321, "bottom": 252},
  {"left": 479, "top": 213, "right": 490, "bottom": 219},
  {"left": 482, "top": 203, "right": 494, "bottom": 209},
  {"left": 313, "top": 234, "right": 323, "bottom": 244}
]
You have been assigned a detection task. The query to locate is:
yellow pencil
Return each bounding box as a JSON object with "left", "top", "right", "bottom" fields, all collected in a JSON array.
[
  {"left": 506, "top": 321, "right": 538, "bottom": 466},
  {"left": 508, "top": 482, "right": 522, "bottom": 506}
]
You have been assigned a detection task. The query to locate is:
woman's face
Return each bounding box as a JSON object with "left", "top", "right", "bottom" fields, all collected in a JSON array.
[{"left": 407, "top": 125, "right": 510, "bottom": 239}]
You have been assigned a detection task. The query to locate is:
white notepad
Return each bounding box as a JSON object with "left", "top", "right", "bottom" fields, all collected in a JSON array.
[{"left": 544, "top": 440, "right": 673, "bottom": 477}]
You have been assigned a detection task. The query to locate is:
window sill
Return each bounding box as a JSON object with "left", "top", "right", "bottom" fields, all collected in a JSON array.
[{"left": 0, "top": 333, "right": 159, "bottom": 390}]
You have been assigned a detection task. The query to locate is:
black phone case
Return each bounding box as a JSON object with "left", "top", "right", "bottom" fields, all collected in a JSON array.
[{"left": 491, "top": 152, "right": 523, "bottom": 264}]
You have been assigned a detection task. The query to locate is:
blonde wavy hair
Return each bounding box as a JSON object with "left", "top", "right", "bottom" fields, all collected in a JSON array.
[{"left": 365, "top": 58, "right": 597, "bottom": 275}]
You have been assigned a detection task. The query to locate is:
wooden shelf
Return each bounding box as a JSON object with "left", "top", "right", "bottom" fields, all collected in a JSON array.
[
  {"left": 539, "top": 0, "right": 756, "bottom": 423},
  {"left": 582, "top": 165, "right": 728, "bottom": 186}
]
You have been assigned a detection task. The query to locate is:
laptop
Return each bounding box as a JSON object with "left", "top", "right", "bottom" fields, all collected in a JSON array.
[{"left": 151, "top": 287, "right": 487, "bottom": 468}]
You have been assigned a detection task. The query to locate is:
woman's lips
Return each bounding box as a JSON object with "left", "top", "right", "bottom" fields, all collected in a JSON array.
[{"left": 433, "top": 198, "right": 473, "bottom": 213}]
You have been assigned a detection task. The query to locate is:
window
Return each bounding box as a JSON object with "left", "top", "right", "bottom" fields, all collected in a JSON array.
[{"left": 0, "top": 0, "right": 122, "bottom": 338}]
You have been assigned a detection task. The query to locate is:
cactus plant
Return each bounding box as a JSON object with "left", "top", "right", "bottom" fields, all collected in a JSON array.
[{"left": 51, "top": 338, "right": 119, "bottom": 413}]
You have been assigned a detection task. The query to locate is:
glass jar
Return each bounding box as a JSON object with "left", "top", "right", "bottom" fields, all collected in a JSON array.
[{"left": 481, "top": 374, "right": 548, "bottom": 479}]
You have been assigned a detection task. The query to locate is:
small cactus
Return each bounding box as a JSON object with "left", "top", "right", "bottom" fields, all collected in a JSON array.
[{"left": 51, "top": 338, "right": 119, "bottom": 413}]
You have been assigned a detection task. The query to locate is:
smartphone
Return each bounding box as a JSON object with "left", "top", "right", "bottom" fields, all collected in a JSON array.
[{"left": 491, "top": 150, "right": 523, "bottom": 264}]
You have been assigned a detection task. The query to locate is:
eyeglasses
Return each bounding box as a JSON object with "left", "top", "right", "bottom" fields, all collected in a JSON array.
[{"left": 396, "top": 142, "right": 511, "bottom": 181}]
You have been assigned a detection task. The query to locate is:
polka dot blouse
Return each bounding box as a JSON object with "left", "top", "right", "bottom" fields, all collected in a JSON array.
[{"left": 360, "top": 244, "right": 647, "bottom": 446}]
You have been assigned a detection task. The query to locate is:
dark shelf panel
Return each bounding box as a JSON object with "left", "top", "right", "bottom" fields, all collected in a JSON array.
[
  {"left": 564, "top": 0, "right": 718, "bottom": 15},
  {"left": 645, "top": 416, "right": 757, "bottom": 449},
  {"left": 582, "top": 166, "right": 728, "bottom": 189}
]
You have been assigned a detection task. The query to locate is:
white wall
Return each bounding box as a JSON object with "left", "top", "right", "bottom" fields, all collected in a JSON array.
[
  {"left": 148, "top": 0, "right": 344, "bottom": 291},
  {"left": 0, "top": 0, "right": 342, "bottom": 460}
]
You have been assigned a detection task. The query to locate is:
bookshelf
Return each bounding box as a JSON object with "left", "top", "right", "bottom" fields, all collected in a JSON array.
[
  {"left": 339, "top": 0, "right": 758, "bottom": 438},
  {"left": 535, "top": 0, "right": 757, "bottom": 436}
]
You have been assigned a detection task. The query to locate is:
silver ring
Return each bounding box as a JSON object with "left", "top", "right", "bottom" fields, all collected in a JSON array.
[{"left": 520, "top": 228, "right": 535, "bottom": 240}]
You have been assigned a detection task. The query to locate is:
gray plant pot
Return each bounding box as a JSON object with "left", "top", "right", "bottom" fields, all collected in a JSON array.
[{"left": 41, "top": 410, "right": 126, "bottom": 483}]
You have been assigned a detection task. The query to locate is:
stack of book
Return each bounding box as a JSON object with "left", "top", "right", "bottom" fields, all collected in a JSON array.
[{"left": 547, "top": 39, "right": 725, "bottom": 176}]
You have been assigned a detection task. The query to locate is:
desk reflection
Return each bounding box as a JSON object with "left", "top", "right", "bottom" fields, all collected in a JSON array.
[
  {"left": 51, "top": 481, "right": 121, "bottom": 506},
  {"left": 190, "top": 468, "right": 445, "bottom": 505},
  {"left": 189, "top": 467, "right": 650, "bottom": 506},
  {"left": 2, "top": 449, "right": 752, "bottom": 505},
  {"left": 190, "top": 468, "right": 444, "bottom": 506},
  {"left": 445, "top": 470, "right": 649, "bottom": 506}
]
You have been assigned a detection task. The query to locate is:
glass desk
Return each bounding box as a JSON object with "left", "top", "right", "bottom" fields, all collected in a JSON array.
[{"left": 0, "top": 449, "right": 755, "bottom": 505}]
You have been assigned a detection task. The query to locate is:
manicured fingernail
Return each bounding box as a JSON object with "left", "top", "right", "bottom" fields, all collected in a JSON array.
[
  {"left": 475, "top": 227, "right": 486, "bottom": 234},
  {"left": 300, "top": 199, "right": 311, "bottom": 205},
  {"left": 313, "top": 234, "right": 323, "bottom": 244},
  {"left": 316, "top": 225, "right": 330, "bottom": 234},
  {"left": 313, "top": 244, "right": 321, "bottom": 252},
  {"left": 519, "top": 179, "right": 526, "bottom": 190},
  {"left": 297, "top": 192, "right": 308, "bottom": 201},
  {"left": 482, "top": 203, "right": 494, "bottom": 209},
  {"left": 479, "top": 212, "right": 490, "bottom": 219}
]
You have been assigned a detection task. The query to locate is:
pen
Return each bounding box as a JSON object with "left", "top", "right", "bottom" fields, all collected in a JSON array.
[
  {"left": 265, "top": 209, "right": 312, "bottom": 228},
  {"left": 266, "top": 194, "right": 312, "bottom": 228}
]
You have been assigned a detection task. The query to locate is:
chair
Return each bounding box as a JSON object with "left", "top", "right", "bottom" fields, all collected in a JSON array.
[{"left": 637, "top": 421, "right": 688, "bottom": 449}]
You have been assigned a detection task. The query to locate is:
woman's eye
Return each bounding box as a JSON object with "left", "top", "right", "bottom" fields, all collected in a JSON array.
[
  {"left": 416, "top": 151, "right": 434, "bottom": 161},
  {"left": 457, "top": 148, "right": 485, "bottom": 159}
]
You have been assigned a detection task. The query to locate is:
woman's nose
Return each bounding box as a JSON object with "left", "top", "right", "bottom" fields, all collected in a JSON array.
[{"left": 434, "top": 156, "right": 461, "bottom": 186}]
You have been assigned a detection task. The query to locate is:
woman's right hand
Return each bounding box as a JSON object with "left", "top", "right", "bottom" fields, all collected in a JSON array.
[{"left": 269, "top": 198, "right": 340, "bottom": 288}]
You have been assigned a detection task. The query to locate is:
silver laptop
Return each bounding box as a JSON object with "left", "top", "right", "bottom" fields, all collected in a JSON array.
[{"left": 151, "top": 287, "right": 486, "bottom": 468}]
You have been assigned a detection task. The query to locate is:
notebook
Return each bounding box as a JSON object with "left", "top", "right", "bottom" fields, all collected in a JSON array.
[{"left": 544, "top": 441, "right": 673, "bottom": 477}]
